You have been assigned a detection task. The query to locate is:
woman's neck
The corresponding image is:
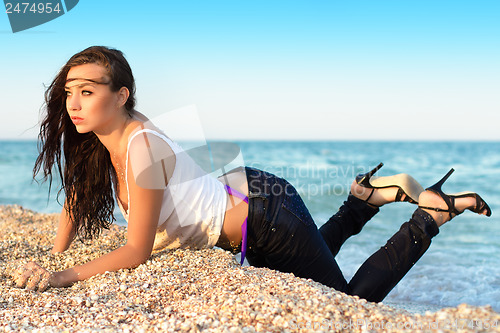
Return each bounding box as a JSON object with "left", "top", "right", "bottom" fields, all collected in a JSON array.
[{"left": 94, "top": 112, "right": 134, "bottom": 165}]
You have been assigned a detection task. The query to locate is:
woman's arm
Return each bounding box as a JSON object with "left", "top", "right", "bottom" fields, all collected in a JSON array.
[
  {"left": 14, "top": 179, "right": 164, "bottom": 290},
  {"left": 51, "top": 205, "right": 77, "bottom": 254},
  {"left": 15, "top": 133, "right": 172, "bottom": 290},
  {"left": 50, "top": 168, "right": 165, "bottom": 287},
  {"left": 50, "top": 133, "right": 173, "bottom": 287}
]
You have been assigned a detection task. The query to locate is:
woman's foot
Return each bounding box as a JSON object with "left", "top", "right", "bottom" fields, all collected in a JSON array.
[
  {"left": 353, "top": 163, "right": 424, "bottom": 207},
  {"left": 418, "top": 190, "right": 489, "bottom": 227},
  {"left": 417, "top": 168, "right": 491, "bottom": 227},
  {"left": 351, "top": 181, "right": 409, "bottom": 208}
]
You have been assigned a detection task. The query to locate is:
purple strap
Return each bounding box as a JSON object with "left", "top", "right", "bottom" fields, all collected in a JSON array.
[
  {"left": 224, "top": 185, "right": 248, "bottom": 265},
  {"left": 240, "top": 217, "right": 248, "bottom": 265}
]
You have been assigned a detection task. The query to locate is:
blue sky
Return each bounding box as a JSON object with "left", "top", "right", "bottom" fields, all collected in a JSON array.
[{"left": 1, "top": 0, "right": 499, "bottom": 140}]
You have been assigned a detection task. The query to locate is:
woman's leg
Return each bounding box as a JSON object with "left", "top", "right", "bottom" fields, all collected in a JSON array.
[
  {"left": 244, "top": 168, "right": 422, "bottom": 299},
  {"left": 244, "top": 167, "right": 430, "bottom": 301},
  {"left": 319, "top": 194, "right": 378, "bottom": 257},
  {"left": 347, "top": 208, "right": 439, "bottom": 301},
  {"left": 346, "top": 186, "right": 490, "bottom": 302},
  {"left": 247, "top": 184, "right": 439, "bottom": 301},
  {"left": 318, "top": 181, "right": 441, "bottom": 302},
  {"left": 319, "top": 180, "right": 414, "bottom": 258}
]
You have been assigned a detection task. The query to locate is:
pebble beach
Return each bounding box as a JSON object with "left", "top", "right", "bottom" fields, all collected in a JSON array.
[{"left": 1, "top": 205, "right": 499, "bottom": 332}]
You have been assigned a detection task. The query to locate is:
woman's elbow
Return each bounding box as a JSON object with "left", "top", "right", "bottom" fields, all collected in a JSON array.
[
  {"left": 135, "top": 254, "right": 151, "bottom": 267},
  {"left": 126, "top": 246, "right": 153, "bottom": 268}
]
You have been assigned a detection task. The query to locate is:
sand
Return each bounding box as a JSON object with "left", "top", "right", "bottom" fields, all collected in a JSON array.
[{"left": 1, "top": 205, "right": 499, "bottom": 332}]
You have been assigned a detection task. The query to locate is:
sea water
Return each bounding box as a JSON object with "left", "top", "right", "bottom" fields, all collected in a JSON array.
[{"left": 1, "top": 140, "right": 499, "bottom": 312}]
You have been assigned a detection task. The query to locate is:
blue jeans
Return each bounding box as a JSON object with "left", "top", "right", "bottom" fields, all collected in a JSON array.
[{"left": 244, "top": 167, "right": 439, "bottom": 302}]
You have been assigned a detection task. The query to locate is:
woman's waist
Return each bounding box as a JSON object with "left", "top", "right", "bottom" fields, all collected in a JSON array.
[{"left": 216, "top": 167, "right": 249, "bottom": 250}]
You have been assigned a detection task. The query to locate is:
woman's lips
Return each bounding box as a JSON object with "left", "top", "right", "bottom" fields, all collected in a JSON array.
[{"left": 71, "top": 116, "right": 84, "bottom": 125}]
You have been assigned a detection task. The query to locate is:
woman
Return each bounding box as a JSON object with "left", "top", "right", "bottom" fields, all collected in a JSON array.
[{"left": 14, "top": 46, "right": 491, "bottom": 303}]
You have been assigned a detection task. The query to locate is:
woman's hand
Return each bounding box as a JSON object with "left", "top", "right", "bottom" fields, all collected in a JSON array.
[{"left": 12, "top": 261, "right": 52, "bottom": 292}]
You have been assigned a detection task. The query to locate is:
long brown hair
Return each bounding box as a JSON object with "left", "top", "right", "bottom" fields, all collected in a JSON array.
[{"left": 33, "top": 46, "right": 136, "bottom": 240}]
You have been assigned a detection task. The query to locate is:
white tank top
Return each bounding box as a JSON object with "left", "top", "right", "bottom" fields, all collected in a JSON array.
[{"left": 117, "top": 128, "right": 227, "bottom": 251}]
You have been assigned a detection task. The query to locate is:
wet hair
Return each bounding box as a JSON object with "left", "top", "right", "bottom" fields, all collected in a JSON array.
[{"left": 33, "top": 46, "right": 136, "bottom": 240}]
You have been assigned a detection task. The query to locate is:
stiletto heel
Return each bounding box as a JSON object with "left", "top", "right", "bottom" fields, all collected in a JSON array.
[
  {"left": 426, "top": 168, "right": 455, "bottom": 194},
  {"left": 355, "top": 162, "right": 424, "bottom": 205},
  {"left": 419, "top": 169, "right": 492, "bottom": 219},
  {"left": 356, "top": 162, "right": 384, "bottom": 188}
]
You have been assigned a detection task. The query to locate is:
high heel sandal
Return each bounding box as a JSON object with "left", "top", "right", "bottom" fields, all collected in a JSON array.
[
  {"left": 356, "top": 162, "right": 424, "bottom": 205},
  {"left": 418, "top": 168, "right": 492, "bottom": 219}
]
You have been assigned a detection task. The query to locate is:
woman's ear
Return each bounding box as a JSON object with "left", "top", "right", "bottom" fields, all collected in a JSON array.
[{"left": 117, "top": 87, "right": 130, "bottom": 108}]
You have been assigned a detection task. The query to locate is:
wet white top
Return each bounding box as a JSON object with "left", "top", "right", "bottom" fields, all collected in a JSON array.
[{"left": 117, "top": 128, "right": 227, "bottom": 251}]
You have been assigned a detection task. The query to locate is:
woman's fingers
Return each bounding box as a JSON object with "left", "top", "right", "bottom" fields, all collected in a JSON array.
[
  {"left": 38, "top": 271, "right": 52, "bottom": 291},
  {"left": 13, "top": 261, "right": 51, "bottom": 291},
  {"left": 26, "top": 271, "right": 43, "bottom": 291},
  {"left": 14, "top": 264, "right": 33, "bottom": 288}
]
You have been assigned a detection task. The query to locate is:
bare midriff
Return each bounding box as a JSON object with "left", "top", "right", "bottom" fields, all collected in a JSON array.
[{"left": 216, "top": 170, "right": 249, "bottom": 251}]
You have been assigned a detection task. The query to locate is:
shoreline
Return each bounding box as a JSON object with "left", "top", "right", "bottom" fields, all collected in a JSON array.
[
  {"left": 1, "top": 205, "right": 499, "bottom": 332},
  {"left": 384, "top": 301, "right": 447, "bottom": 315}
]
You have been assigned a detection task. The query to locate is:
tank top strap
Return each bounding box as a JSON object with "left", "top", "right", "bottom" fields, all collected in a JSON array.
[{"left": 223, "top": 185, "right": 248, "bottom": 203}]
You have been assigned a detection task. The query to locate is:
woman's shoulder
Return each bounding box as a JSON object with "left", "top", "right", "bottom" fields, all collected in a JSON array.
[
  {"left": 125, "top": 112, "right": 177, "bottom": 188},
  {"left": 126, "top": 112, "right": 176, "bottom": 149}
]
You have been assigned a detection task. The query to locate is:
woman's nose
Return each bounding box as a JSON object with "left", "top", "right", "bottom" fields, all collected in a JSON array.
[{"left": 67, "top": 96, "right": 81, "bottom": 111}]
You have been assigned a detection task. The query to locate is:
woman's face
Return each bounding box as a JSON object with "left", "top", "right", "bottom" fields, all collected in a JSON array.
[{"left": 65, "top": 63, "right": 124, "bottom": 134}]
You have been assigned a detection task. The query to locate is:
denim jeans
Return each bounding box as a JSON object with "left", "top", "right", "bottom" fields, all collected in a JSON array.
[{"left": 244, "top": 167, "right": 439, "bottom": 303}]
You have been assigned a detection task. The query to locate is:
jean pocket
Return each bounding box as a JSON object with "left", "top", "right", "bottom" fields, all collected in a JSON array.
[{"left": 280, "top": 191, "right": 315, "bottom": 227}]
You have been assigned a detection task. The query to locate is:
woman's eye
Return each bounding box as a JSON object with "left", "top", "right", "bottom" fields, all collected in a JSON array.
[
  {"left": 82, "top": 90, "right": 92, "bottom": 96},
  {"left": 65, "top": 91, "right": 72, "bottom": 96}
]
